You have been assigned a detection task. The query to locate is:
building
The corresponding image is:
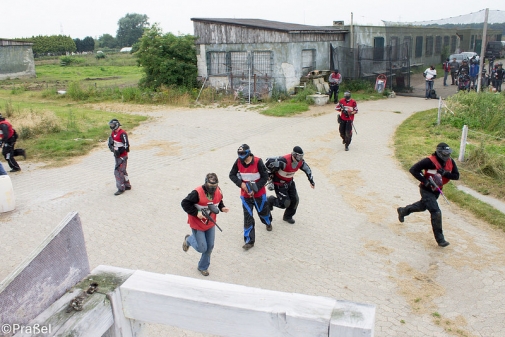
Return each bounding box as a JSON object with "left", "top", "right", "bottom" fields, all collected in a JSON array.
[
  {"left": 0, "top": 39, "right": 36, "bottom": 80},
  {"left": 191, "top": 18, "right": 347, "bottom": 95}
]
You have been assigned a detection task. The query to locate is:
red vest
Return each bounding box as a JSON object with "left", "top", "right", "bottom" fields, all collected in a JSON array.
[
  {"left": 424, "top": 155, "right": 454, "bottom": 189},
  {"left": 337, "top": 98, "right": 357, "bottom": 121},
  {"left": 0, "top": 120, "right": 15, "bottom": 139},
  {"left": 111, "top": 129, "right": 128, "bottom": 158},
  {"left": 187, "top": 186, "right": 223, "bottom": 231},
  {"left": 273, "top": 154, "right": 302, "bottom": 185},
  {"left": 237, "top": 157, "right": 266, "bottom": 198}
]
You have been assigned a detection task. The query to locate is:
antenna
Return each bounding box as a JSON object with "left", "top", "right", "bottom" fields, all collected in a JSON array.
[{"left": 60, "top": 23, "right": 64, "bottom": 35}]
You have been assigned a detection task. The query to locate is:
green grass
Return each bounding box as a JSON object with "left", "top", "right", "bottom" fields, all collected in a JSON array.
[
  {"left": 394, "top": 103, "right": 505, "bottom": 231},
  {"left": 261, "top": 102, "right": 310, "bottom": 116}
]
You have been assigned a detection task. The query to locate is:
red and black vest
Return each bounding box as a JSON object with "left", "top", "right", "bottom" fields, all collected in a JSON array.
[
  {"left": 338, "top": 98, "right": 357, "bottom": 121},
  {"left": 237, "top": 157, "right": 266, "bottom": 198},
  {"left": 111, "top": 129, "right": 128, "bottom": 158},
  {"left": 187, "top": 186, "right": 223, "bottom": 231},
  {"left": 423, "top": 155, "right": 454, "bottom": 189},
  {"left": 273, "top": 154, "right": 302, "bottom": 185},
  {"left": 0, "top": 120, "right": 15, "bottom": 140}
]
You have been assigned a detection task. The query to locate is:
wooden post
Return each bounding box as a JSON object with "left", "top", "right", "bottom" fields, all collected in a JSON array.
[
  {"left": 459, "top": 125, "right": 468, "bottom": 162},
  {"left": 437, "top": 97, "right": 442, "bottom": 125}
]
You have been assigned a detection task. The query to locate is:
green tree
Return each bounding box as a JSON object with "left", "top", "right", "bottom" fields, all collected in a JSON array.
[
  {"left": 25, "top": 35, "right": 76, "bottom": 56},
  {"left": 136, "top": 25, "right": 198, "bottom": 89},
  {"left": 82, "top": 36, "right": 95, "bottom": 52},
  {"left": 97, "top": 34, "right": 118, "bottom": 49},
  {"left": 116, "top": 13, "right": 149, "bottom": 48}
]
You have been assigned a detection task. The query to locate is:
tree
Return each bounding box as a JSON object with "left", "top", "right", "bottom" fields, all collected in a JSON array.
[
  {"left": 136, "top": 25, "right": 198, "bottom": 90},
  {"left": 97, "top": 34, "right": 118, "bottom": 49},
  {"left": 82, "top": 36, "right": 95, "bottom": 52},
  {"left": 116, "top": 13, "right": 149, "bottom": 48},
  {"left": 25, "top": 35, "right": 76, "bottom": 56}
]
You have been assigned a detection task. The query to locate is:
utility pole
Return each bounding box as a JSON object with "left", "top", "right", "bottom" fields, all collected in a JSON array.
[{"left": 477, "top": 8, "right": 489, "bottom": 93}]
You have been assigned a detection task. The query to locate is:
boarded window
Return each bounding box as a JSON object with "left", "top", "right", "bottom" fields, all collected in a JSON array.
[
  {"left": 450, "top": 36, "right": 457, "bottom": 53},
  {"left": 373, "top": 37, "right": 385, "bottom": 61},
  {"left": 301, "top": 49, "right": 316, "bottom": 76},
  {"left": 435, "top": 36, "right": 442, "bottom": 54},
  {"left": 229, "top": 51, "right": 248, "bottom": 77},
  {"left": 415, "top": 36, "right": 423, "bottom": 58},
  {"left": 253, "top": 51, "right": 272, "bottom": 77},
  {"left": 207, "top": 52, "right": 227, "bottom": 76},
  {"left": 425, "top": 36, "right": 433, "bottom": 56}
]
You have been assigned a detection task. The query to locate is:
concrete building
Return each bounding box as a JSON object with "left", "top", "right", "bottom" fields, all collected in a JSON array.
[{"left": 0, "top": 39, "right": 36, "bottom": 80}]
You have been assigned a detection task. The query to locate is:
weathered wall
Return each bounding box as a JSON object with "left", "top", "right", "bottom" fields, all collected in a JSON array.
[
  {"left": 0, "top": 43, "right": 36, "bottom": 80},
  {"left": 0, "top": 212, "right": 89, "bottom": 334}
]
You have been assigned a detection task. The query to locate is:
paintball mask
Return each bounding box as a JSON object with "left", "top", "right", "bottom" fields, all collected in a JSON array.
[
  {"left": 237, "top": 144, "right": 250, "bottom": 160},
  {"left": 292, "top": 146, "right": 304, "bottom": 162},
  {"left": 435, "top": 143, "right": 453, "bottom": 162},
  {"left": 344, "top": 91, "right": 351, "bottom": 101},
  {"left": 108, "top": 119, "right": 120, "bottom": 131},
  {"left": 205, "top": 173, "right": 219, "bottom": 194}
]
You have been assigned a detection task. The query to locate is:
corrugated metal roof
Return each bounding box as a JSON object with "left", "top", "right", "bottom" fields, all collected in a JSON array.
[{"left": 191, "top": 18, "right": 347, "bottom": 33}]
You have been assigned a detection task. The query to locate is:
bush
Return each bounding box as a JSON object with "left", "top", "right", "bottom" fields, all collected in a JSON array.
[{"left": 95, "top": 52, "right": 106, "bottom": 59}]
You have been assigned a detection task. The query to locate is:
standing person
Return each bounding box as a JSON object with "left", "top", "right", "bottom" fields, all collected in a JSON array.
[
  {"left": 229, "top": 144, "right": 272, "bottom": 250},
  {"left": 397, "top": 143, "right": 459, "bottom": 247},
  {"left": 107, "top": 119, "right": 131, "bottom": 195},
  {"left": 495, "top": 62, "right": 504, "bottom": 92},
  {"left": 442, "top": 58, "right": 451, "bottom": 86},
  {"left": 327, "top": 69, "right": 342, "bottom": 104},
  {"left": 469, "top": 57, "right": 479, "bottom": 90},
  {"left": 449, "top": 57, "right": 459, "bottom": 85},
  {"left": 423, "top": 65, "right": 437, "bottom": 99},
  {"left": 181, "top": 173, "right": 229, "bottom": 277},
  {"left": 336, "top": 91, "right": 358, "bottom": 151},
  {"left": 0, "top": 114, "right": 25, "bottom": 172},
  {"left": 265, "top": 146, "right": 315, "bottom": 224}
]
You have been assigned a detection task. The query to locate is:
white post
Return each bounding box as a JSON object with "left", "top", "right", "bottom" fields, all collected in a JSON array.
[
  {"left": 437, "top": 97, "right": 442, "bottom": 125},
  {"left": 477, "top": 9, "right": 489, "bottom": 93},
  {"left": 459, "top": 125, "right": 468, "bottom": 162}
]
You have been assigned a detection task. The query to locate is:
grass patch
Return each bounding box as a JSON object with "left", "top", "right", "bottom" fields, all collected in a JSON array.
[
  {"left": 261, "top": 102, "right": 309, "bottom": 116},
  {"left": 395, "top": 93, "right": 505, "bottom": 231}
]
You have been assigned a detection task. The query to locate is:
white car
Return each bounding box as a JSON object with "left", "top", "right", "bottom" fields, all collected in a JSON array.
[{"left": 460, "top": 52, "right": 479, "bottom": 63}]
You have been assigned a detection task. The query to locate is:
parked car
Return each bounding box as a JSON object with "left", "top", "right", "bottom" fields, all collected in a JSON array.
[
  {"left": 449, "top": 53, "right": 466, "bottom": 65},
  {"left": 460, "top": 52, "right": 479, "bottom": 63},
  {"left": 485, "top": 41, "right": 504, "bottom": 59}
]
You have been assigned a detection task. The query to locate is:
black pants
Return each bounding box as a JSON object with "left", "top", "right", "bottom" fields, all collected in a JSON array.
[
  {"left": 241, "top": 194, "right": 271, "bottom": 244},
  {"left": 270, "top": 180, "right": 299, "bottom": 220},
  {"left": 403, "top": 187, "right": 445, "bottom": 243},
  {"left": 339, "top": 120, "right": 353, "bottom": 146},
  {"left": 328, "top": 84, "right": 339, "bottom": 103},
  {"left": 2, "top": 141, "right": 22, "bottom": 170},
  {"left": 450, "top": 72, "right": 457, "bottom": 84}
]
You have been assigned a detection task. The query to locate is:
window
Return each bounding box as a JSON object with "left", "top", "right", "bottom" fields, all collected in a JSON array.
[
  {"left": 390, "top": 36, "right": 399, "bottom": 60},
  {"left": 450, "top": 36, "right": 457, "bottom": 53},
  {"left": 229, "top": 51, "right": 248, "bottom": 76},
  {"left": 443, "top": 36, "right": 450, "bottom": 48},
  {"left": 402, "top": 36, "right": 412, "bottom": 59},
  {"left": 415, "top": 36, "right": 423, "bottom": 58},
  {"left": 207, "top": 52, "right": 227, "bottom": 76},
  {"left": 425, "top": 36, "right": 433, "bottom": 56},
  {"left": 435, "top": 36, "right": 442, "bottom": 54},
  {"left": 374, "top": 37, "right": 385, "bottom": 61},
  {"left": 301, "top": 49, "right": 316, "bottom": 75},
  {"left": 253, "top": 51, "right": 273, "bottom": 77}
]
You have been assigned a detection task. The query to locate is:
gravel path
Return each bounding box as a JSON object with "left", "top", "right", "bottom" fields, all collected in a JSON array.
[{"left": 1, "top": 97, "right": 504, "bottom": 336}]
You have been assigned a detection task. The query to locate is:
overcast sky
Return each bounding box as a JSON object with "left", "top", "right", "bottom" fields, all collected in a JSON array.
[{"left": 1, "top": 0, "right": 504, "bottom": 40}]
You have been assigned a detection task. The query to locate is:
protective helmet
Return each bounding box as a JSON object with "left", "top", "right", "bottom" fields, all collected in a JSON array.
[
  {"left": 462, "top": 58, "right": 469, "bottom": 63},
  {"left": 292, "top": 146, "right": 304, "bottom": 162},
  {"left": 334, "top": 69, "right": 339, "bottom": 73},
  {"left": 435, "top": 142, "right": 453, "bottom": 162},
  {"left": 237, "top": 144, "right": 250, "bottom": 160},
  {"left": 108, "top": 119, "right": 120, "bottom": 130},
  {"left": 344, "top": 91, "right": 351, "bottom": 100},
  {"left": 205, "top": 173, "right": 219, "bottom": 194}
]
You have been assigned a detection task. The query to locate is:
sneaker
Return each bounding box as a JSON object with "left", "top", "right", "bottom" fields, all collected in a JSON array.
[
  {"left": 182, "top": 235, "right": 190, "bottom": 252},
  {"left": 9, "top": 168, "right": 21, "bottom": 172},
  {"left": 438, "top": 241, "right": 450, "bottom": 247},
  {"left": 114, "top": 190, "right": 124, "bottom": 196},
  {"left": 397, "top": 207, "right": 405, "bottom": 223},
  {"left": 125, "top": 186, "right": 131, "bottom": 190},
  {"left": 345, "top": 145, "right": 349, "bottom": 151},
  {"left": 242, "top": 243, "right": 254, "bottom": 250},
  {"left": 283, "top": 217, "right": 295, "bottom": 224},
  {"left": 198, "top": 269, "right": 209, "bottom": 276},
  {"left": 266, "top": 225, "right": 272, "bottom": 231}
]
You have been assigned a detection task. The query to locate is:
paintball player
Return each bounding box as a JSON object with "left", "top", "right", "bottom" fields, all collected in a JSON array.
[
  {"left": 265, "top": 146, "right": 315, "bottom": 224},
  {"left": 397, "top": 143, "right": 459, "bottom": 247},
  {"left": 328, "top": 69, "right": 342, "bottom": 104},
  {"left": 107, "top": 119, "right": 131, "bottom": 195},
  {"left": 181, "top": 173, "right": 229, "bottom": 277},
  {"left": 0, "top": 113, "right": 25, "bottom": 172},
  {"left": 336, "top": 91, "right": 358, "bottom": 151},
  {"left": 229, "top": 144, "right": 272, "bottom": 250}
]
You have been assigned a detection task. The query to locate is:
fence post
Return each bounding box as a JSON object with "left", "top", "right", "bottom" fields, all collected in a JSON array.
[
  {"left": 437, "top": 97, "right": 442, "bottom": 125},
  {"left": 458, "top": 125, "right": 468, "bottom": 162}
]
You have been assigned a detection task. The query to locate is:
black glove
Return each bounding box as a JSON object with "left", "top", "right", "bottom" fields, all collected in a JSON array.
[
  {"left": 437, "top": 168, "right": 447, "bottom": 176},
  {"left": 309, "top": 179, "right": 315, "bottom": 187}
]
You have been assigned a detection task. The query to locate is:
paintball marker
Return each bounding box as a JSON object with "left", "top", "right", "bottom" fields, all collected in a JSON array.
[
  {"left": 428, "top": 176, "right": 450, "bottom": 205},
  {"left": 201, "top": 202, "right": 222, "bottom": 232},
  {"left": 338, "top": 103, "right": 358, "bottom": 134}
]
